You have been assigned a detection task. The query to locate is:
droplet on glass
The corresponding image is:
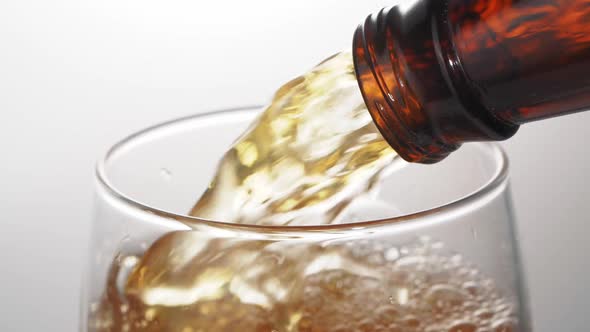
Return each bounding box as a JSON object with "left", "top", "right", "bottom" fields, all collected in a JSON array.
[
  {"left": 385, "top": 247, "right": 400, "bottom": 261},
  {"left": 160, "top": 168, "right": 173, "bottom": 181},
  {"left": 471, "top": 227, "right": 478, "bottom": 240}
]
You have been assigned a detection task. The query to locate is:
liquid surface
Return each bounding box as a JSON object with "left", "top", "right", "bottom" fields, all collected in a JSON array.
[
  {"left": 90, "top": 236, "right": 518, "bottom": 332},
  {"left": 88, "top": 53, "right": 520, "bottom": 331},
  {"left": 189, "top": 52, "right": 401, "bottom": 226}
]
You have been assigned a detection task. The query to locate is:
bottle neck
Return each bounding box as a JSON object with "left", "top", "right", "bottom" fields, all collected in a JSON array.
[
  {"left": 354, "top": 0, "right": 590, "bottom": 163},
  {"left": 450, "top": 0, "right": 590, "bottom": 125}
]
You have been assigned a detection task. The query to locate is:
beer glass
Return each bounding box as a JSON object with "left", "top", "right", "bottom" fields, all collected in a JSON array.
[{"left": 81, "top": 106, "right": 531, "bottom": 332}]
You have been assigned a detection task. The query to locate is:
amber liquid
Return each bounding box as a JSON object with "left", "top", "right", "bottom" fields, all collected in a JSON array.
[
  {"left": 189, "top": 52, "right": 400, "bottom": 226},
  {"left": 88, "top": 53, "right": 518, "bottom": 332},
  {"left": 90, "top": 235, "right": 517, "bottom": 332}
]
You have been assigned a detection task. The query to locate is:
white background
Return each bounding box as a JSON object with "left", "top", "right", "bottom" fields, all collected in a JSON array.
[{"left": 1, "top": 0, "right": 589, "bottom": 331}]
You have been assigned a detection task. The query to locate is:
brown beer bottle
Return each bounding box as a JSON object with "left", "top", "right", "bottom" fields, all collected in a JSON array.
[{"left": 353, "top": 0, "right": 590, "bottom": 163}]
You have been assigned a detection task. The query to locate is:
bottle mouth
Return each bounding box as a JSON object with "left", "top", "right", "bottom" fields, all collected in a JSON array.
[
  {"left": 352, "top": 11, "right": 457, "bottom": 164},
  {"left": 352, "top": 5, "right": 519, "bottom": 164}
]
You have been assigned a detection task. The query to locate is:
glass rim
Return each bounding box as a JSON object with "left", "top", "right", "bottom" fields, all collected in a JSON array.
[{"left": 95, "top": 106, "right": 510, "bottom": 233}]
